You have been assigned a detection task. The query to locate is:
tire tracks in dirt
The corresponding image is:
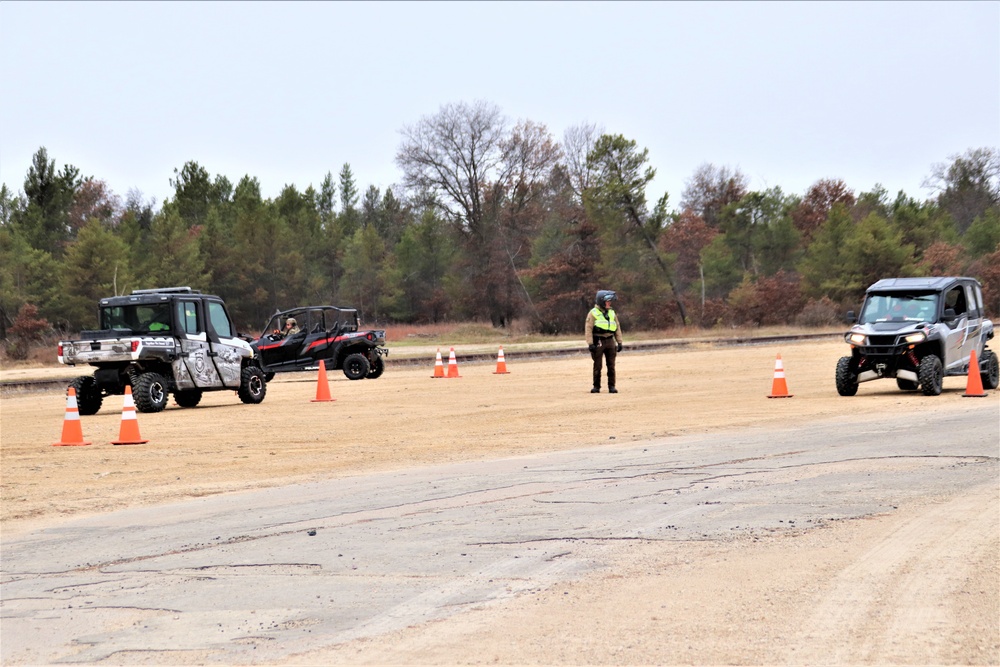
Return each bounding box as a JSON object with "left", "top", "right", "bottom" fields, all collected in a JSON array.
[{"left": 791, "top": 483, "right": 999, "bottom": 664}]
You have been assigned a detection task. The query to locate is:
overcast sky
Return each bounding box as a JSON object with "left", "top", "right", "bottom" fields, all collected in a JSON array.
[{"left": 1, "top": 1, "right": 997, "bottom": 212}]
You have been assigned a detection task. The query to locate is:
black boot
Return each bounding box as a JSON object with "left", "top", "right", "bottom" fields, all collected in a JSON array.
[
  {"left": 591, "top": 386, "right": 600, "bottom": 393},
  {"left": 609, "top": 387, "right": 618, "bottom": 393}
]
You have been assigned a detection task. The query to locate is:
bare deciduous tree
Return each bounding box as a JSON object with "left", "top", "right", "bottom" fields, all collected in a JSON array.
[
  {"left": 680, "top": 163, "right": 749, "bottom": 227},
  {"left": 396, "top": 100, "right": 509, "bottom": 238},
  {"left": 562, "top": 122, "right": 604, "bottom": 200},
  {"left": 396, "top": 102, "right": 560, "bottom": 326},
  {"left": 923, "top": 147, "right": 1000, "bottom": 234}
]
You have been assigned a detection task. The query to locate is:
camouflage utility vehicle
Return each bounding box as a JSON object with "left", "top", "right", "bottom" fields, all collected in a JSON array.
[
  {"left": 58, "top": 287, "right": 267, "bottom": 414},
  {"left": 837, "top": 277, "right": 998, "bottom": 396},
  {"left": 250, "top": 306, "right": 387, "bottom": 381}
]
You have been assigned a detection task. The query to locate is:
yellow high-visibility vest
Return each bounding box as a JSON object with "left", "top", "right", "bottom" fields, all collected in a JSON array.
[{"left": 590, "top": 306, "right": 618, "bottom": 334}]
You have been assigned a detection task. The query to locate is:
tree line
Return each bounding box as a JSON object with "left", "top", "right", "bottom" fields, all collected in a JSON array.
[{"left": 2, "top": 100, "right": 998, "bottom": 345}]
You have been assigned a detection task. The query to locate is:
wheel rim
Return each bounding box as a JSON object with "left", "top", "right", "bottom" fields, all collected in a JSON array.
[
  {"left": 150, "top": 382, "right": 165, "bottom": 405},
  {"left": 249, "top": 374, "right": 263, "bottom": 396}
]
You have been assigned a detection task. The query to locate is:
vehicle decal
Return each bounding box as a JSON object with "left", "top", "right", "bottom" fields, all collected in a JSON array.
[
  {"left": 140, "top": 338, "right": 175, "bottom": 347},
  {"left": 187, "top": 347, "right": 219, "bottom": 386}
]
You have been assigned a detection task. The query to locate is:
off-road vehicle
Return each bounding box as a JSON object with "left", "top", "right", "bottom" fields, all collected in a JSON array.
[
  {"left": 250, "top": 306, "right": 387, "bottom": 380},
  {"left": 837, "top": 277, "right": 998, "bottom": 396},
  {"left": 58, "top": 287, "right": 267, "bottom": 414}
]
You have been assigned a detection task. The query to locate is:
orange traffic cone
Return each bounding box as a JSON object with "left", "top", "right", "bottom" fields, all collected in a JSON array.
[
  {"left": 446, "top": 347, "right": 461, "bottom": 378},
  {"left": 431, "top": 348, "right": 445, "bottom": 378},
  {"left": 493, "top": 346, "right": 510, "bottom": 374},
  {"left": 54, "top": 387, "right": 92, "bottom": 446},
  {"left": 111, "top": 385, "right": 149, "bottom": 445},
  {"left": 963, "top": 350, "right": 988, "bottom": 397},
  {"left": 767, "top": 353, "right": 793, "bottom": 398},
  {"left": 311, "top": 359, "right": 336, "bottom": 402}
]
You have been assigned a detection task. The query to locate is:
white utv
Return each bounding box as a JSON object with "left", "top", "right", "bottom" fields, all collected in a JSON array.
[
  {"left": 57, "top": 287, "right": 267, "bottom": 413},
  {"left": 837, "top": 277, "right": 998, "bottom": 396}
]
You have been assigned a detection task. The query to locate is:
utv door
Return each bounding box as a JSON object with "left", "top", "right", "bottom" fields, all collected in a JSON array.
[
  {"left": 960, "top": 283, "right": 985, "bottom": 364},
  {"left": 175, "top": 299, "right": 223, "bottom": 389},
  {"left": 941, "top": 284, "right": 976, "bottom": 372},
  {"left": 205, "top": 300, "right": 245, "bottom": 388},
  {"left": 257, "top": 313, "right": 310, "bottom": 370}
]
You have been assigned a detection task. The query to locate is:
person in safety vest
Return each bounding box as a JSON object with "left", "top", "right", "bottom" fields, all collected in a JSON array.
[{"left": 585, "top": 290, "right": 623, "bottom": 393}]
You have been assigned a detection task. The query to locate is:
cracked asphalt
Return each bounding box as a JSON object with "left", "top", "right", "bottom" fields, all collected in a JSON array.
[
  {"left": 3, "top": 407, "right": 997, "bottom": 664},
  {"left": 2, "top": 340, "right": 998, "bottom": 664}
]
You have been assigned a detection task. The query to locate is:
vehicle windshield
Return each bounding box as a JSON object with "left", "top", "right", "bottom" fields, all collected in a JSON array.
[
  {"left": 859, "top": 292, "right": 937, "bottom": 324},
  {"left": 100, "top": 303, "right": 172, "bottom": 333}
]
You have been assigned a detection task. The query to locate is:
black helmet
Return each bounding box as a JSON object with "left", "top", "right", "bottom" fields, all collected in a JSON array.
[{"left": 595, "top": 290, "right": 617, "bottom": 305}]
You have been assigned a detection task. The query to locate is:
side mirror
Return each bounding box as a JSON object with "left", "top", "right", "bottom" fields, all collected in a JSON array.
[{"left": 845, "top": 310, "right": 857, "bottom": 324}]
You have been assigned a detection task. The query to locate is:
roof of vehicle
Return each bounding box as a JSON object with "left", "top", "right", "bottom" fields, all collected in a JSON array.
[
  {"left": 99, "top": 287, "right": 223, "bottom": 307},
  {"left": 866, "top": 277, "right": 980, "bottom": 292},
  {"left": 270, "top": 306, "right": 357, "bottom": 316}
]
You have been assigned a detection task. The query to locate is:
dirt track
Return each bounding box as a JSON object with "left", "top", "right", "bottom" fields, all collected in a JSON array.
[{"left": 1, "top": 340, "right": 998, "bottom": 664}]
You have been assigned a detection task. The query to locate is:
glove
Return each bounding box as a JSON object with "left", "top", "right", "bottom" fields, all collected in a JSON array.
[
  {"left": 616, "top": 342, "right": 622, "bottom": 353},
  {"left": 588, "top": 343, "right": 597, "bottom": 353}
]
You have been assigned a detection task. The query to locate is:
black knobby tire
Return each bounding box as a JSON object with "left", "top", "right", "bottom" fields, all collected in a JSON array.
[
  {"left": 238, "top": 366, "right": 267, "bottom": 404},
  {"left": 918, "top": 354, "right": 943, "bottom": 396},
  {"left": 264, "top": 372, "right": 275, "bottom": 383},
  {"left": 70, "top": 376, "right": 103, "bottom": 415},
  {"left": 343, "top": 353, "right": 370, "bottom": 380},
  {"left": 896, "top": 378, "right": 918, "bottom": 391},
  {"left": 174, "top": 389, "right": 203, "bottom": 408},
  {"left": 134, "top": 372, "right": 169, "bottom": 413},
  {"left": 366, "top": 355, "right": 385, "bottom": 379},
  {"left": 835, "top": 356, "right": 858, "bottom": 396},
  {"left": 981, "top": 349, "right": 999, "bottom": 390}
]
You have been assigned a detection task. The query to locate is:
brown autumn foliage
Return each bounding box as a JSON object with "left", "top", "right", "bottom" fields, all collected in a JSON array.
[
  {"left": 727, "top": 271, "right": 805, "bottom": 327},
  {"left": 679, "top": 164, "right": 750, "bottom": 228},
  {"left": 5, "top": 303, "right": 50, "bottom": 360},
  {"left": 919, "top": 241, "right": 965, "bottom": 276},
  {"left": 659, "top": 210, "right": 718, "bottom": 293},
  {"left": 968, "top": 248, "right": 1000, "bottom": 317},
  {"left": 67, "top": 178, "right": 121, "bottom": 233},
  {"left": 790, "top": 179, "right": 856, "bottom": 244},
  {"left": 522, "top": 220, "right": 601, "bottom": 335}
]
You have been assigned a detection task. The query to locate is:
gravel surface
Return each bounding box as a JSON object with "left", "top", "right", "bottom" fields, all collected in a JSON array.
[{"left": 1, "top": 340, "right": 997, "bottom": 665}]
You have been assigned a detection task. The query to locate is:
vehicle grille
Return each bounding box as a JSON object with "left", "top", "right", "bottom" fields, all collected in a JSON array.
[{"left": 859, "top": 334, "right": 905, "bottom": 356}]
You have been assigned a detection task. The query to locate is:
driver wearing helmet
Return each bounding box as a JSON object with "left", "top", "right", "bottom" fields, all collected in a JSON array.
[
  {"left": 274, "top": 317, "right": 300, "bottom": 338},
  {"left": 586, "top": 290, "right": 624, "bottom": 393}
]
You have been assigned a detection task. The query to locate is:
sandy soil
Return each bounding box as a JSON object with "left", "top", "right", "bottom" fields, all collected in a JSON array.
[{"left": 2, "top": 340, "right": 998, "bottom": 664}]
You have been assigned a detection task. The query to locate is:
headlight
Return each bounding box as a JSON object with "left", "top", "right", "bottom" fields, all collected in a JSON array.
[
  {"left": 904, "top": 331, "right": 926, "bottom": 344},
  {"left": 847, "top": 333, "right": 866, "bottom": 345}
]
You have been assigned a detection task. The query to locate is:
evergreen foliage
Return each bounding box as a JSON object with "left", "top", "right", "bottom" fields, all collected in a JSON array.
[{"left": 1, "top": 134, "right": 998, "bottom": 337}]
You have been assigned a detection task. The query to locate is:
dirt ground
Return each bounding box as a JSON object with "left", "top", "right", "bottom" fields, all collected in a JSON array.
[{"left": 2, "top": 339, "right": 998, "bottom": 664}]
